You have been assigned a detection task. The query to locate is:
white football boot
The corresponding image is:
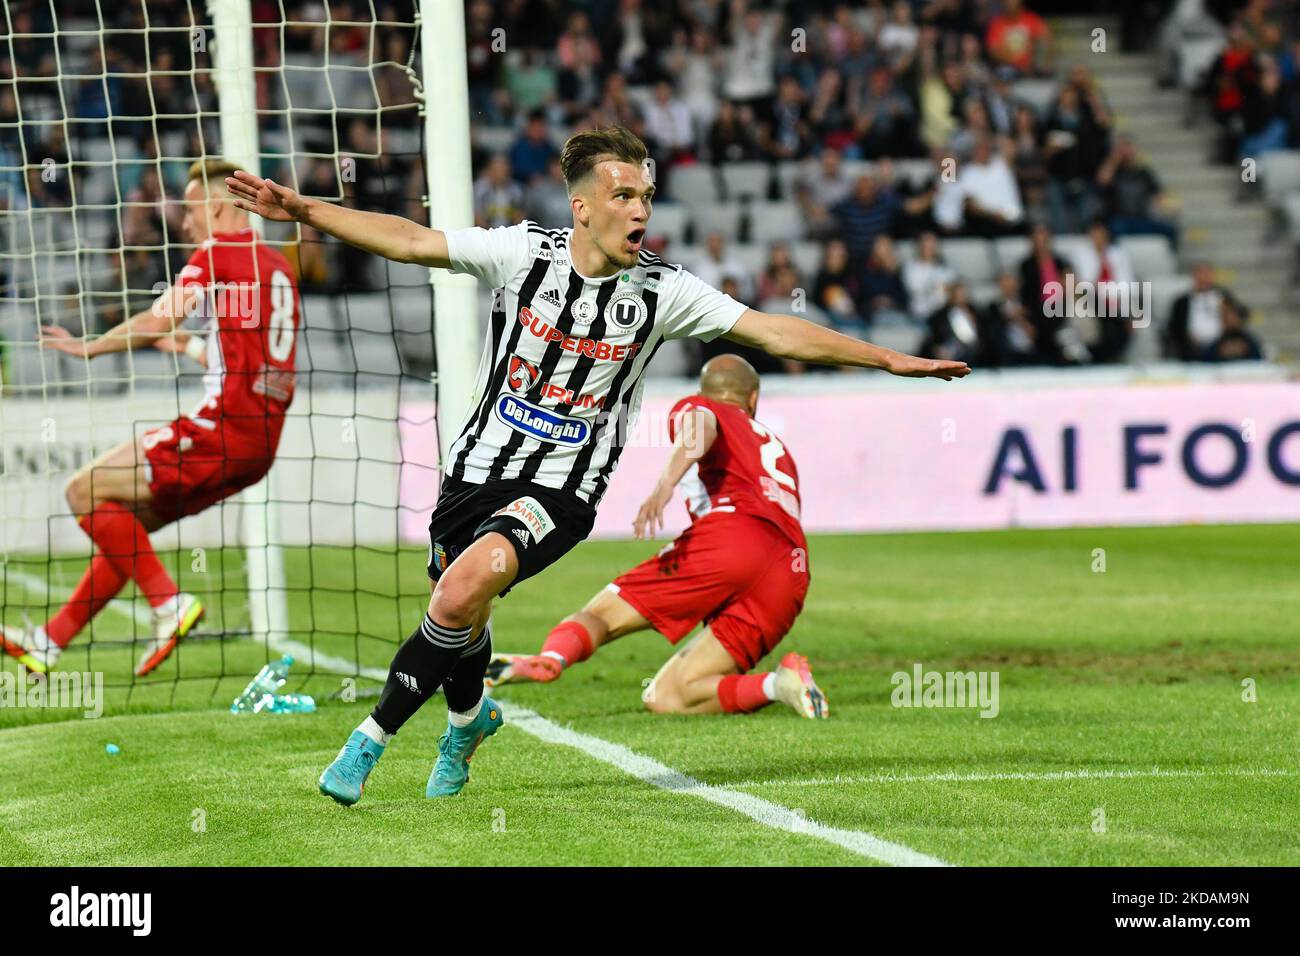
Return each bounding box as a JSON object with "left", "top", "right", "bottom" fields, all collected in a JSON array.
[
  {"left": 0, "top": 614, "right": 60, "bottom": 675},
  {"left": 773, "top": 652, "right": 830, "bottom": 719},
  {"left": 135, "top": 592, "right": 204, "bottom": 677}
]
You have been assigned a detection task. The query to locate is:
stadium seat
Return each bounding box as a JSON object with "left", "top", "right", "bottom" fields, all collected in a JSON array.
[
  {"left": 730, "top": 243, "right": 766, "bottom": 275},
  {"left": 993, "top": 236, "right": 1031, "bottom": 272},
  {"left": 643, "top": 338, "right": 696, "bottom": 377},
  {"left": 646, "top": 202, "right": 689, "bottom": 246},
  {"left": 668, "top": 165, "right": 721, "bottom": 205},
  {"left": 1011, "top": 78, "right": 1058, "bottom": 115},
  {"left": 1258, "top": 151, "right": 1300, "bottom": 207},
  {"left": 381, "top": 259, "right": 434, "bottom": 292},
  {"left": 1283, "top": 193, "right": 1300, "bottom": 242},
  {"left": 1053, "top": 234, "right": 1090, "bottom": 269},
  {"left": 866, "top": 323, "right": 923, "bottom": 354},
  {"left": 774, "top": 160, "right": 804, "bottom": 199},
  {"left": 1118, "top": 235, "right": 1178, "bottom": 280},
  {"left": 720, "top": 161, "right": 771, "bottom": 201},
  {"left": 748, "top": 200, "right": 804, "bottom": 243},
  {"left": 894, "top": 159, "right": 933, "bottom": 189},
  {"left": 672, "top": 243, "right": 703, "bottom": 270},
  {"left": 282, "top": 54, "right": 333, "bottom": 111},
  {"left": 941, "top": 238, "right": 998, "bottom": 283},
  {"left": 1177, "top": 35, "right": 1226, "bottom": 89},
  {"left": 472, "top": 126, "right": 517, "bottom": 154},
  {"left": 969, "top": 280, "right": 1000, "bottom": 307},
  {"left": 691, "top": 202, "right": 743, "bottom": 241},
  {"left": 789, "top": 240, "right": 824, "bottom": 276}
]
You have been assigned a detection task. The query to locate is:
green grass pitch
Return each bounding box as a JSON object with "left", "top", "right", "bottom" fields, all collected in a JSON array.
[{"left": 1, "top": 523, "right": 1296, "bottom": 866}]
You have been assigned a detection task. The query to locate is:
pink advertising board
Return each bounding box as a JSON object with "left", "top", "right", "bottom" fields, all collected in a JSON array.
[{"left": 399, "top": 381, "right": 1300, "bottom": 540}]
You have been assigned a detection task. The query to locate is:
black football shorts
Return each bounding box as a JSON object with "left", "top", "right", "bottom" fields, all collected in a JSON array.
[{"left": 426, "top": 477, "right": 596, "bottom": 596}]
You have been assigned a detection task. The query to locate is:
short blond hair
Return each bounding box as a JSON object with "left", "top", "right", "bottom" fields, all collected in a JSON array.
[{"left": 187, "top": 158, "right": 243, "bottom": 195}]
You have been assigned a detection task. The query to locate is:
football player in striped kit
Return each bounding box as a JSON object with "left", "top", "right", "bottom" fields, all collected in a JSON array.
[{"left": 226, "top": 127, "right": 969, "bottom": 804}]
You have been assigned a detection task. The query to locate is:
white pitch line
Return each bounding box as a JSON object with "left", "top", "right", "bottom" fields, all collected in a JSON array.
[
  {"left": 1, "top": 565, "right": 151, "bottom": 627},
  {"left": 500, "top": 701, "right": 951, "bottom": 867},
  {"left": 726, "top": 767, "right": 1300, "bottom": 788}
]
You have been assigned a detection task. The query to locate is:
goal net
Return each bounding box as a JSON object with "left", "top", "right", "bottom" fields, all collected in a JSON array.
[{"left": 0, "top": 0, "right": 449, "bottom": 713}]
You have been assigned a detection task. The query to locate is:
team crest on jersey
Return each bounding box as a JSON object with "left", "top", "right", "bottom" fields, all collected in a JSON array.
[
  {"left": 431, "top": 542, "right": 448, "bottom": 572},
  {"left": 605, "top": 289, "right": 648, "bottom": 331},
  {"left": 495, "top": 395, "right": 590, "bottom": 445},
  {"left": 506, "top": 353, "right": 540, "bottom": 395},
  {"left": 572, "top": 298, "right": 597, "bottom": 326}
]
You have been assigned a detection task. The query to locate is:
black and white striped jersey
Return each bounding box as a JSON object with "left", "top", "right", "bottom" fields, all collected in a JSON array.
[{"left": 442, "top": 221, "right": 747, "bottom": 505}]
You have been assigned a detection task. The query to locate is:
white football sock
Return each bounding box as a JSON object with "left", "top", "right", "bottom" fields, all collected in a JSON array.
[
  {"left": 762, "top": 672, "right": 777, "bottom": 700},
  {"left": 153, "top": 594, "right": 180, "bottom": 617},
  {"left": 357, "top": 716, "right": 393, "bottom": 747},
  {"left": 448, "top": 692, "right": 484, "bottom": 727}
]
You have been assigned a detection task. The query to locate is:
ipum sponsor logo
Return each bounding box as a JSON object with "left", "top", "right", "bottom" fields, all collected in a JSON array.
[
  {"left": 494, "top": 395, "right": 590, "bottom": 445},
  {"left": 890, "top": 662, "right": 999, "bottom": 718},
  {"left": 50, "top": 885, "right": 152, "bottom": 936},
  {"left": 0, "top": 669, "right": 104, "bottom": 718},
  {"left": 1044, "top": 274, "right": 1152, "bottom": 328}
]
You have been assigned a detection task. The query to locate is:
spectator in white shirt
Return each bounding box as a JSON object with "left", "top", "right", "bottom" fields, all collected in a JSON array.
[
  {"left": 903, "top": 231, "right": 956, "bottom": 322},
  {"left": 642, "top": 80, "right": 696, "bottom": 157},
  {"left": 956, "top": 136, "right": 1025, "bottom": 236},
  {"left": 692, "top": 230, "right": 754, "bottom": 302}
]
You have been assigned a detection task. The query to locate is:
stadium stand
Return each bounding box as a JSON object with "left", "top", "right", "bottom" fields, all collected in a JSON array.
[{"left": 3, "top": 0, "right": 1294, "bottom": 388}]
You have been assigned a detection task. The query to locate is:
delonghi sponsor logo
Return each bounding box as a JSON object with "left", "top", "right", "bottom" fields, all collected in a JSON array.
[{"left": 495, "top": 395, "right": 590, "bottom": 445}]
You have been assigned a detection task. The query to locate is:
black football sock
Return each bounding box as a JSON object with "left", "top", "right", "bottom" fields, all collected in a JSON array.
[
  {"left": 442, "top": 623, "right": 493, "bottom": 714},
  {"left": 371, "top": 614, "right": 471, "bottom": 734}
]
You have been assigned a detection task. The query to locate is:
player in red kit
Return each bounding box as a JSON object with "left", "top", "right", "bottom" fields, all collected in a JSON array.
[
  {"left": 486, "top": 354, "right": 827, "bottom": 718},
  {"left": 2, "top": 159, "right": 300, "bottom": 678}
]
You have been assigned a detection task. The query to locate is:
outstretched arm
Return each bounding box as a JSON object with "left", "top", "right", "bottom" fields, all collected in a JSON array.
[
  {"left": 225, "top": 170, "right": 452, "bottom": 267},
  {"left": 40, "top": 283, "right": 199, "bottom": 359},
  {"left": 633, "top": 407, "right": 718, "bottom": 540},
  {"left": 724, "top": 309, "right": 971, "bottom": 379}
]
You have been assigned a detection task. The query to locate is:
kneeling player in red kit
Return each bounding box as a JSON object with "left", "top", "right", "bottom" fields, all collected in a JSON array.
[{"left": 486, "top": 354, "right": 827, "bottom": 718}]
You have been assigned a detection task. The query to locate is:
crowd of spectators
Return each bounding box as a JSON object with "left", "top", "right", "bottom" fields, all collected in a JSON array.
[
  {"left": 460, "top": 0, "right": 1263, "bottom": 368},
  {"left": 0, "top": 0, "right": 1270, "bottom": 369}
]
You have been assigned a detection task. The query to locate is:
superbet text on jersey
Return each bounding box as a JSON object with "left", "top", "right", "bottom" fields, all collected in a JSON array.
[{"left": 441, "top": 221, "right": 749, "bottom": 505}]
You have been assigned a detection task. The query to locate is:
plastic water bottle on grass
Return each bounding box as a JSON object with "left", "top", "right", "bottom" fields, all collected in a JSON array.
[
  {"left": 230, "top": 655, "right": 295, "bottom": 713},
  {"left": 268, "top": 693, "right": 316, "bottom": 714}
]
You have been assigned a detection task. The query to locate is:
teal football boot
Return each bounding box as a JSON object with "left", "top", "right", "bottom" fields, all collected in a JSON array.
[
  {"left": 425, "top": 697, "right": 504, "bottom": 797},
  {"left": 319, "top": 730, "right": 386, "bottom": 805}
]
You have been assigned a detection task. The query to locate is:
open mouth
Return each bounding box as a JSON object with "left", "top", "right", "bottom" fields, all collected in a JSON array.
[{"left": 626, "top": 228, "right": 645, "bottom": 252}]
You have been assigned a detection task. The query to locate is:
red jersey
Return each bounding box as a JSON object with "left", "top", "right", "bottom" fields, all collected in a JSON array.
[
  {"left": 177, "top": 227, "right": 300, "bottom": 448},
  {"left": 667, "top": 394, "right": 805, "bottom": 550}
]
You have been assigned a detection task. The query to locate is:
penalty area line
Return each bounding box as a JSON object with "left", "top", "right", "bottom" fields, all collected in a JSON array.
[{"left": 499, "top": 700, "right": 951, "bottom": 868}]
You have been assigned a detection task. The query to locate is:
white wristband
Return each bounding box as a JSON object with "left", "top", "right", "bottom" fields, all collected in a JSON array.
[{"left": 184, "top": 335, "right": 207, "bottom": 362}]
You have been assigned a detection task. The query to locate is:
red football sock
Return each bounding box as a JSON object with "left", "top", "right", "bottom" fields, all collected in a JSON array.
[
  {"left": 78, "top": 503, "right": 177, "bottom": 608},
  {"left": 717, "top": 674, "right": 773, "bottom": 713},
  {"left": 45, "top": 553, "right": 130, "bottom": 647},
  {"left": 540, "top": 619, "right": 594, "bottom": 667}
]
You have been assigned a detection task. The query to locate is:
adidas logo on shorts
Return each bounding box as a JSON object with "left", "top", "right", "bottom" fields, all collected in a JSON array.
[
  {"left": 512, "top": 528, "right": 530, "bottom": 549},
  {"left": 537, "top": 287, "right": 562, "bottom": 308},
  {"left": 396, "top": 672, "right": 419, "bottom": 692}
]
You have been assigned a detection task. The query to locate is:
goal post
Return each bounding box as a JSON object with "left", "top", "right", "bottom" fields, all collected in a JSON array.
[
  {"left": 418, "top": 0, "right": 479, "bottom": 464},
  {"left": 207, "top": 0, "right": 291, "bottom": 661}
]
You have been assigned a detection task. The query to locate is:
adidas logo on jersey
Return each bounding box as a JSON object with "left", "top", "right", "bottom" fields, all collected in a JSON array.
[
  {"left": 512, "top": 527, "right": 530, "bottom": 549},
  {"left": 538, "top": 287, "right": 562, "bottom": 308},
  {"left": 396, "top": 672, "right": 419, "bottom": 692}
]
